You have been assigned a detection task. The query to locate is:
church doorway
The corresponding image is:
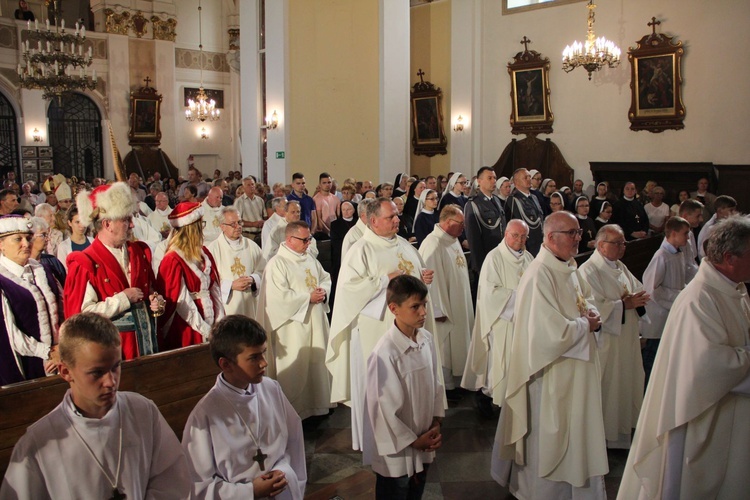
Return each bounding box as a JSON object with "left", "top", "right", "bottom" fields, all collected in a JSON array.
[
  {"left": 0, "top": 91, "right": 19, "bottom": 180},
  {"left": 47, "top": 93, "right": 103, "bottom": 181}
]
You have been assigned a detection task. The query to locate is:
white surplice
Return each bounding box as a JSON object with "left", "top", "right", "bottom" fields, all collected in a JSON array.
[
  {"left": 641, "top": 241, "right": 686, "bottom": 339},
  {"left": 182, "top": 375, "right": 306, "bottom": 500},
  {"left": 261, "top": 212, "right": 282, "bottom": 249},
  {"left": 207, "top": 234, "right": 265, "bottom": 319},
  {"left": 580, "top": 249, "right": 645, "bottom": 448},
  {"left": 363, "top": 324, "right": 445, "bottom": 478},
  {"left": 327, "top": 226, "right": 436, "bottom": 451},
  {"left": 418, "top": 224, "right": 474, "bottom": 380},
  {"left": 258, "top": 243, "right": 333, "bottom": 419},
  {"left": 617, "top": 260, "right": 750, "bottom": 499},
  {"left": 461, "top": 241, "right": 533, "bottom": 406},
  {"left": 492, "top": 246, "right": 607, "bottom": 498},
  {"left": 0, "top": 391, "right": 190, "bottom": 500},
  {"left": 200, "top": 200, "right": 223, "bottom": 244}
]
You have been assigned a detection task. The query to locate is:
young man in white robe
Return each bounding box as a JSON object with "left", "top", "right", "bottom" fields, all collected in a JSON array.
[
  {"left": 340, "top": 199, "right": 372, "bottom": 259},
  {"left": 258, "top": 221, "right": 334, "bottom": 419},
  {"left": 461, "top": 219, "right": 533, "bottom": 410},
  {"left": 678, "top": 198, "right": 703, "bottom": 283},
  {"left": 207, "top": 206, "right": 266, "bottom": 320},
  {"left": 618, "top": 215, "right": 750, "bottom": 499},
  {"left": 200, "top": 187, "right": 226, "bottom": 244},
  {"left": 363, "top": 275, "right": 444, "bottom": 500},
  {"left": 641, "top": 216, "right": 690, "bottom": 387},
  {"left": 492, "top": 211, "right": 607, "bottom": 499},
  {"left": 0, "top": 313, "right": 190, "bottom": 499},
  {"left": 182, "top": 314, "right": 306, "bottom": 499},
  {"left": 261, "top": 197, "right": 286, "bottom": 249},
  {"left": 579, "top": 224, "right": 650, "bottom": 449},
  {"left": 262, "top": 201, "right": 318, "bottom": 262},
  {"left": 327, "top": 197, "right": 436, "bottom": 451},
  {"left": 418, "top": 204, "right": 474, "bottom": 393}
]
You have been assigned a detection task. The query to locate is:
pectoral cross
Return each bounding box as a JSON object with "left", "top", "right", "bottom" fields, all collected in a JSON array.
[
  {"left": 635, "top": 214, "right": 640, "bottom": 224},
  {"left": 230, "top": 257, "right": 246, "bottom": 278},
  {"left": 397, "top": 253, "right": 415, "bottom": 276},
  {"left": 110, "top": 488, "right": 126, "bottom": 500},
  {"left": 587, "top": 229, "right": 593, "bottom": 239},
  {"left": 253, "top": 448, "right": 268, "bottom": 470}
]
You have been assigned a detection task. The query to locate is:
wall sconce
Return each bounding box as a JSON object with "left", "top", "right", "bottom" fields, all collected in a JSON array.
[
  {"left": 264, "top": 110, "right": 279, "bottom": 130},
  {"left": 453, "top": 115, "right": 465, "bottom": 132},
  {"left": 32, "top": 128, "right": 42, "bottom": 142},
  {"left": 200, "top": 127, "right": 209, "bottom": 140}
]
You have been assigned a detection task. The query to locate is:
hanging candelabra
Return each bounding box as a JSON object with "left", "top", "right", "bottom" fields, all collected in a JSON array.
[
  {"left": 562, "top": 0, "right": 621, "bottom": 80},
  {"left": 185, "top": 0, "right": 220, "bottom": 122}
]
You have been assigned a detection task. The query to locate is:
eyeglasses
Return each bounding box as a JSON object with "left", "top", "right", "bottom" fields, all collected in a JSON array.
[
  {"left": 291, "top": 235, "right": 313, "bottom": 244},
  {"left": 221, "top": 221, "right": 242, "bottom": 228},
  {"left": 603, "top": 240, "right": 627, "bottom": 247},
  {"left": 33, "top": 232, "right": 49, "bottom": 240},
  {"left": 552, "top": 228, "right": 584, "bottom": 238}
]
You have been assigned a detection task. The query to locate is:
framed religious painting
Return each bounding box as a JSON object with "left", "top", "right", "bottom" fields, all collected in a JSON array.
[
  {"left": 410, "top": 70, "right": 447, "bottom": 157},
  {"left": 628, "top": 18, "right": 685, "bottom": 132},
  {"left": 508, "top": 37, "right": 553, "bottom": 135},
  {"left": 128, "top": 77, "right": 163, "bottom": 145}
]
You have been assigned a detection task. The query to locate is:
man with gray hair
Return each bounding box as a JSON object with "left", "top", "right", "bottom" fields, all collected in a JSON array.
[
  {"left": 261, "top": 197, "right": 287, "bottom": 249},
  {"left": 263, "top": 200, "right": 318, "bottom": 261},
  {"left": 234, "top": 175, "right": 266, "bottom": 243},
  {"left": 619, "top": 215, "right": 750, "bottom": 498},
  {"left": 200, "top": 187, "right": 225, "bottom": 244},
  {"left": 207, "top": 206, "right": 265, "bottom": 319},
  {"left": 341, "top": 198, "right": 373, "bottom": 259},
  {"left": 579, "top": 224, "right": 650, "bottom": 449}
]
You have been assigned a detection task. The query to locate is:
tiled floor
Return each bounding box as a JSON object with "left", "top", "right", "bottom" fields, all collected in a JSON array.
[{"left": 302, "top": 390, "right": 627, "bottom": 499}]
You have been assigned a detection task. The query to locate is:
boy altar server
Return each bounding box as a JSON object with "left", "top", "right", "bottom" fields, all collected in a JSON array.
[
  {"left": 363, "top": 275, "right": 444, "bottom": 500},
  {"left": 182, "top": 315, "right": 306, "bottom": 499},
  {"left": 0, "top": 313, "right": 190, "bottom": 499}
]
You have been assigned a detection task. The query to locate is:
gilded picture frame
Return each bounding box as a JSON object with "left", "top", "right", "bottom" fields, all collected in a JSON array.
[
  {"left": 508, "top": 39, "right": 553, "bottom": 135},
  {"left": 410, "top": 71, "right": 447, "bottom": 157}
]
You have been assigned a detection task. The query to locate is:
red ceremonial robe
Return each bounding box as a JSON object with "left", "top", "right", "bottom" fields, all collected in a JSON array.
[
  {"left": 156, "top": 248, "right": 222, "bottom": 351},
  {"left": 64, "top": 238, "right": 156, "bottom": 359}
]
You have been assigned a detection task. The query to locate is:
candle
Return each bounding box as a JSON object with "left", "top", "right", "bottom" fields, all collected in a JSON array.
[
  {"left": 81, "top": 26, "right": 85, "bottom": 37},
  {"left": 27, "top": 20, "right": 30, "bottom": 31},
  {"left": 88, "top": 46, "right": 92, "bottom": 58},
  {"left": 61, "top": 19, "right": 65, "bottom": 30},
  {"left": 47, "top": 41, "right": 50, "bottom": 53},
  {"left": 92, "top": 69, "right": 97, "bottom": 81},
  {"left": 46, "top": 19, "right": 49, "bottom": 31},
  {"left": 17, "top": 64, "right": 21, "bottom": 76},
  {"left": 35, "top": 20, "right": 38, "bottom": 31}
]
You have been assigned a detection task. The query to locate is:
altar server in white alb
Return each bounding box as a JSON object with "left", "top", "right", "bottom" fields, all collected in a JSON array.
[
  {"left": 618, "top": 215, "right": 750, "bottom": 499},
  {"left": 327, "top": 197, "right": 435, "bottom": 451},
  {"left": 461, "top": 219, "right": 533, "bottom": 408},
  {"left": 492, "top": 211, "right": 607, "bottom": 499},
  {"left": 182, "top": 314, "right": 306, "bottom": 499},
  {"left": 0, "top": 313, "right": 191, "bottom": 499},
  {"left": 258, "top": 221, "right": 333, "bottom": 419},
  {"left": 418, "top": 204, "right": 474, "bottom": 391},
  {"left": 207, "top": 206, "right": 265, "bottom": 320},
  {"left": 363, "top": 275, "right": 444, "bottom": 500},
  {"left": 579, "top": 224, "right": 650, "bottom": 449}
]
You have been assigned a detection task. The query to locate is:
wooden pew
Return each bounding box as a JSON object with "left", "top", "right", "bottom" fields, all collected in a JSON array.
[{"left": 0, "top": 344, "right": 218, "bottom": 478}]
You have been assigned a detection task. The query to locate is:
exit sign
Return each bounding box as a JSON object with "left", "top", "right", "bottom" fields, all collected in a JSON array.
[{"left": 275, "top": 151, "right": 285, "bottom": 159}]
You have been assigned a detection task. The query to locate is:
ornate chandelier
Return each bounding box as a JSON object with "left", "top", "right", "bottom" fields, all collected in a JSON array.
[
  {"left": 185, "top": 0, "right": 219, "bottom": 122},
  {"left": 562, "top": 0, "right": 621, "bottom": 80},
  {"left": 17, "top": 1, "right": 97, "bottom": 101}
]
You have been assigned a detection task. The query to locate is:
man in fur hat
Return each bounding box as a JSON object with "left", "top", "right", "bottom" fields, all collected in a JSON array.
[{"left": 63, "top": 182, "right": 165, "bottom": 360}]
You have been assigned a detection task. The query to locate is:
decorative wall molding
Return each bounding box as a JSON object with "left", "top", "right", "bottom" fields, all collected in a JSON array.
[
  {"left": 228, "top": 28, "right": 240, "bottom": 51},
  {"left": 0, "top": 24, "right": 17, "bottom": 49},
  {"left": 103, "top": 7, "right": 177, "bottom": 41},
  {"left": 175, "top": 48, "right": 230, "bottom": 73},
  {"left": 152, "top": 16, "right": 177, "bottom": 42}
]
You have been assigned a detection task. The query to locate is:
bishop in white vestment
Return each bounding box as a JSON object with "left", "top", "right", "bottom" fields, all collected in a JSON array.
[
  {"left": 579, "top": 225, "right": 649, "bottom": 449},
  {"left": 418, "top": 205, "right": 474, "bottom": 387},
  {"left": 618, "top": 217, "right": 750, "bottom": 500},
  {"left": 327, "top": 198, "right": 436, "bottom": 451},
  {"left": 207, "top": 207, "right": 265, "bottom": 319},
  {"left": 258, "top": 222, "right": 333, "bottom": 419},
  {"left": 492, "top": 212, "right": 607, "bottom": 499},
  {"left": 461, "top": 220, "right": 533, "bottom": 406}
]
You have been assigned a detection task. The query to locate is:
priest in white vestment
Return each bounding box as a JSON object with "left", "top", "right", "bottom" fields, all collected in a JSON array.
[
  {"left": 132, "top": 212, "right": 162, "bottom": 246},
  {"left": 200, "top": 187, "right": 225, "bottom": 244},
  {"left": 618, "top": 215, "right": 750, "bottom": 499},
  {"left": 418, "top": 204, "right": 474, "bottom": 389},
  {"left": 0, "top": 313, "right": 190, "bottom": 499},
  {"left": 258, "top": 221, "right": 334, "bottom": 419},
  {"left": 147, "top": 192, "right": 172, "bottom": 239},
  {"left": 341, "top": 199, "right": 373, "bottom": 259},
  {"left": 461, "top": 219, "right": 533, "bottom": 407},
  {"left": 261, "top": 197, "right": 287, "bottom": 249},
  {"left": 492, "top": 211, "right": 607, "bottom": 499},
  {"left": 579, "top": 224, "right": 650, "bottom": 449},
  {"left": 182, "top": 315, "right": 306, "bottom": 499},
  {"left": 207, "top": 207, "right": 266, "bottom": 320},
  {"left": 262, "top": 201, "right": 319, "bottom": 261},
  {"left": 327, "top": 197, "right": 436, "bottom": 451}
]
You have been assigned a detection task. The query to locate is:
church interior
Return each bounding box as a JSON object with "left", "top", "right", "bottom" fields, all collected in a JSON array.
[{"left": 0, "top": 0, "right": 748, "bottom": 498}]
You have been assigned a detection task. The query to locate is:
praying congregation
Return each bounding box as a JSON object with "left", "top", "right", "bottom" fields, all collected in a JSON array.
[{"left": 0, "top": 0, "right": 749, "bottom": 499}]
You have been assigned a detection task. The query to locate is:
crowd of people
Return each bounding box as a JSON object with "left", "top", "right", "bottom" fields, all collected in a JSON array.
[{"left": 0, "top": 165, "right": 747, "bottom": 499}]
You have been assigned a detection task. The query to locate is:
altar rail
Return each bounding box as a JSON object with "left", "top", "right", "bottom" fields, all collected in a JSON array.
[{"left": 0, "top": 343, "right": 218, "bottom": 477}]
